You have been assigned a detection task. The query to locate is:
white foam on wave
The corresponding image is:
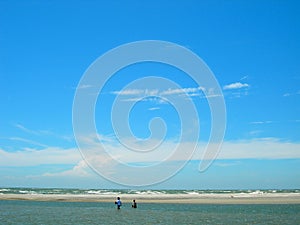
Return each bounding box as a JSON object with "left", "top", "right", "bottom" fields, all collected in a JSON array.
[
  {"left": 0, "top": 189, "right": 9, "bottom": 192},
  {"left": 134, "top": 190, "right": 166, "bottom": 195},
  {"left": 185, "top": 191, "right": 200, "bottom": 195}
]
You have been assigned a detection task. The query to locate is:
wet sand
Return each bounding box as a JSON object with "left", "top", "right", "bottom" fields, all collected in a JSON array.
[{"left": 1, "top": 193, "right": 300, "bottom": 204}]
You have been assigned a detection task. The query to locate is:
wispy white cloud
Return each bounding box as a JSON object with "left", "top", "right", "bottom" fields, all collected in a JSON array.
[
  {"left": 76, "top": 84, "right": 93, "bottom": 89},
  {"left": 13, "top": 123, "right": 74, "bottom": 142},
  {"left": 251, "top": 120, "right": 300, "bottom": 125},
  {"left": 111, "top": 86, "right": 211, "bottom": 103},
  {"left": 8, "top": 137, "right": 49, "bottom": 148},
  {"left": 0, "top": 147, "right": 81, "bottom": 167},
  {"left": 120, "top": 97, "right": 145, "bottom": 102},
  {"left": 14, "top": 124, "right": 40, "bottom": 135},
  {"left": 283, "top": 90, "right": 300, "bottom": 97},
  {"left": 214, "top": 161, "right": 241, "bottom": 167},
  {"left": 117, "top": 137, "right": 295, "bottom": 162},
  {"left": 215, "top": 138, "right": 300, "bottom": 160},
  {"left": 160, "top": 87, "right": 204, "bottom": 96},
  {"left": 293, "top": 120, "right": 300, "bottom": 123},
  {"left": 112, "top": 89, "right": 146, "bottom": 96},
  {"left": 119, "top": 96, "right": 168, "bottom": 104},
  {"left": 240, "top": 75, "right": 249, "bottom": 81},
  {"left": 112, "top": 87, "right": 202, "bottom": 97},
  {"left": 42, "top": 160, "right": 92, "bottom": 177},
  {"left": 248, "top": 130, "right": 263, "bottom": 136},
  {"left": 148, "top": 107, "right": 160, "bottom": 111},
  {"left": 223, "top": 82, "right": 249, "bottom": 90},
  {"left": 250, "top": 121, "right": 274, "bottom": 125}
]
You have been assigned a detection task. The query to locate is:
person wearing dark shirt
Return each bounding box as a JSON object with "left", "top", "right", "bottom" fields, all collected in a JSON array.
[{"left": 132, "top": 199, "right": 137, "bottom": 208}]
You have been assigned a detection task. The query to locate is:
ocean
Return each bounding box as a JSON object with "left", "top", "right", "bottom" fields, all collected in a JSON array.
[
  {"left": 1, "top": 187, "right": 300, "bottom": 195},
  {"left": 1, "top": 188, "right": 300, "bottom": 225}
]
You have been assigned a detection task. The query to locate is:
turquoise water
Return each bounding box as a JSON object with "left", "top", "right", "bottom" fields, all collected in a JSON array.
[{"left": 1, "top": 200, "right": 300, "bottom": 225}]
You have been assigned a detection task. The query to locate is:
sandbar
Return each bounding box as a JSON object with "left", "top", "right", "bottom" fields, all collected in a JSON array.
[{"left": 1, "top": 193, "right": 300, "bottom": 204}]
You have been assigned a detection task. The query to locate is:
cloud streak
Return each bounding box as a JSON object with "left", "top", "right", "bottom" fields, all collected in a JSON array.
[
  {"left": 112, "top": 87, "right": 204, "bottom": 97},
  {"left": 250, "top": 121, "right": 275, "bottom": 125},
  {"left": 13, "top": 123, "right": 74, "bottom": 143},
  {"left": 283, "top": 90, "right": 300, "bottom": 97},
  {"left": 9, "top": 137, "right": 49, "bottom": 148},
  {"left": 223, "top": 82, "right": 249, "bottom": 90},
  {"left": 110, "top": 86, "right": 222, "bottom": 103},
  {"left": 14, "top": 124, "right": 40, "bottom": 135}
]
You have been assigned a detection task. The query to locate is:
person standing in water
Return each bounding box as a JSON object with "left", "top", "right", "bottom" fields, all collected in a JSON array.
[
  {"left": 132, "top": 199, "right": 137, "bottom": 208},
  {"left": 115, "top": 197, "right": 122, "bottom": 209}
]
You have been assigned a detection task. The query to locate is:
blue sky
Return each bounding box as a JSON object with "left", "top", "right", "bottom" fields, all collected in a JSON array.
[{"left": 0, "top": 0, "right": 300, "bottom": 189}]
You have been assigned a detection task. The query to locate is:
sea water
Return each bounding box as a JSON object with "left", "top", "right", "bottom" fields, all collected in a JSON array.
[
  {"left": 1, "top": 200, "right": 300, "bottom": 225},
  {"left": 1, "top": 187, "right": 300, "bottom": 195},
  {"left": 1, "top": 188, "right": 300, "bottom": 224}
]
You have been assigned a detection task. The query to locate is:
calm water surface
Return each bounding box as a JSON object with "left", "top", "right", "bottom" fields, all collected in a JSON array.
[{"left": 1, "top": 200, "right": 300, "bottom": 225}]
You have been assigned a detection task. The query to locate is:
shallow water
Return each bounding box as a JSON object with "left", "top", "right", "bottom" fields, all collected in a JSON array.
[{"left": 1, "top": 200, "right": 300, "bottom": 225}]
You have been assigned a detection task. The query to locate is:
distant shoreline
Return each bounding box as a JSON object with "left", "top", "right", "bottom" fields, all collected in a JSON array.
[{"left": 1, "top": 193, "right": 300, "bottom": 204}]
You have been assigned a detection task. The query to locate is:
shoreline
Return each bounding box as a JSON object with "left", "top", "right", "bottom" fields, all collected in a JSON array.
[{"left": 1, "top": 193, "right": 300, "bottom": 204}]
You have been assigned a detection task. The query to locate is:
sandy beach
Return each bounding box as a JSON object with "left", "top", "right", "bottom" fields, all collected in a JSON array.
[{"left": 1, "top": 193, "right": 300, "bottom": 204}]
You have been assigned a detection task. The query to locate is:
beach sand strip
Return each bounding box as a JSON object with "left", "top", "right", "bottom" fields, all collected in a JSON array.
[{"left": 1, "top": 193, "right": 300, "bottom": 204}]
